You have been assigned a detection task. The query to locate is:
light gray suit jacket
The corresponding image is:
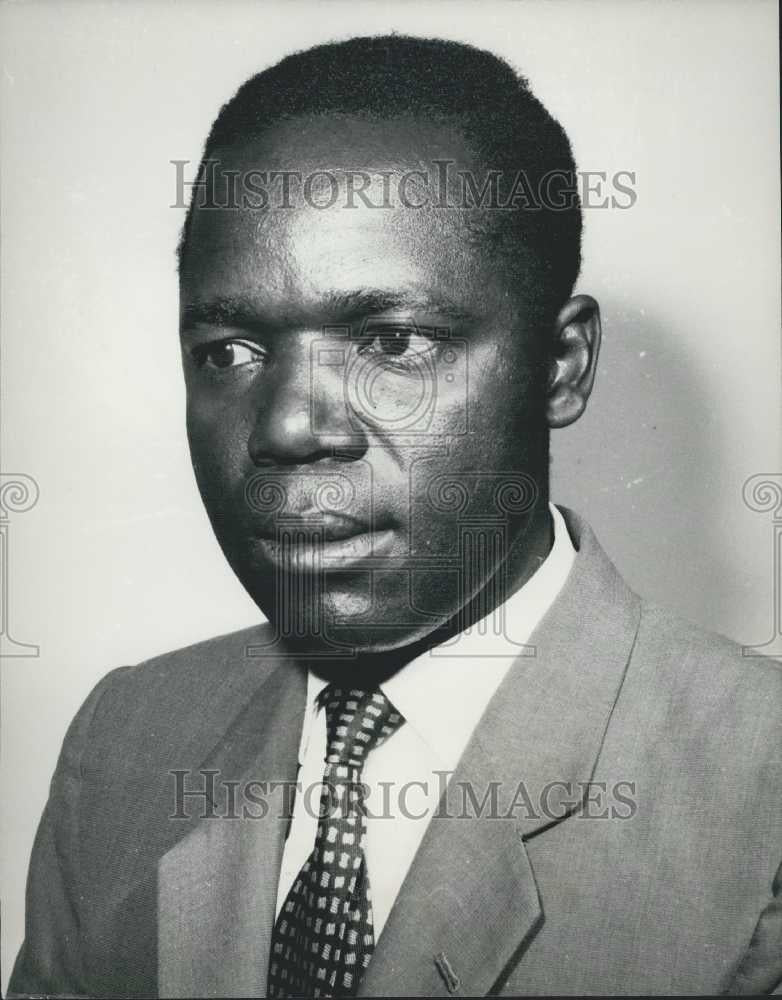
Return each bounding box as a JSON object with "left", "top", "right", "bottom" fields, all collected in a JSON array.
[{"left": 10, "top": 508, "right": 782, "bottom": 996}]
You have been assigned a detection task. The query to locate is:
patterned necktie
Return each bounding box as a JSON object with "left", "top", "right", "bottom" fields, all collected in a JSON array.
[{"left": 267, "top": 686, "right": 405, "bottom": 998}]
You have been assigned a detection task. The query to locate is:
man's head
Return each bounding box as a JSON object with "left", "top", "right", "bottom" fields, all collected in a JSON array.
[{"left": 178, "top": 34, "right": 601, "bottom": 660}]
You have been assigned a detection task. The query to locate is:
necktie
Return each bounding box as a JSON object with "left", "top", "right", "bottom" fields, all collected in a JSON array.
[{"left": 267, "top": 686, "right": 405, "bottom": 998}]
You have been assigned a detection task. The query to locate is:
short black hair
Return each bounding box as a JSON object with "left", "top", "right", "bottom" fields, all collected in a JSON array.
[{"left": 179, "top": 34, "right": 582, "bottom": 326}]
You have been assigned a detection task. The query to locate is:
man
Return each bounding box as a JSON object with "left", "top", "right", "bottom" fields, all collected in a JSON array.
[{"left": 9, "top": 34, "right": 781, "bottom": 997}]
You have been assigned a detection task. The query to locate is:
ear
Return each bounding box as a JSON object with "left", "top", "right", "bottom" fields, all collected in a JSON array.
[{"left": 546, "top": 294, "right": 602, "bottom": 428}]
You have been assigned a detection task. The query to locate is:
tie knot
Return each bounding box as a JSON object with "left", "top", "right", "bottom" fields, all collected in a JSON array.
[{"left": 319, "top": 685, "right": 404, "bottom": 770}]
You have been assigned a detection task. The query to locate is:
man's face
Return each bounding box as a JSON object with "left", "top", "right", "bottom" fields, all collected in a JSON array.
[{"left": 180, "top": 115, "right": 550, "bottom": 656}]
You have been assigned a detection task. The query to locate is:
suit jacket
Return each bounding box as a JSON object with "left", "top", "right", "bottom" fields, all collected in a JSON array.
[{"left": 9, "top": 508, "right": 782, "bottom": 997}]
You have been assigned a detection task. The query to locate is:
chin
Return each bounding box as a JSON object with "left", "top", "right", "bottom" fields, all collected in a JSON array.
[
  {"left": 251, "top": 592, "right": 446, "bottom": 662},
  {"left": 230, "top": 546, "right": 466, "bottom": 662},
  {"left": 321, "top": 620, "right": 441, "bottom": 655}
]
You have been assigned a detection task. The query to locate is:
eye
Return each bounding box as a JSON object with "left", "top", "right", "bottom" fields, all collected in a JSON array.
[
  {"left": 191, "top": 339, "right": 266, "bottom": 371},
  {"left": 356, "top": 324, "right": 436, "bottom": 362}
]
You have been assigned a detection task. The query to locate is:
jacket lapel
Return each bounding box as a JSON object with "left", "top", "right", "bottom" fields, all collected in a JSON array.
[
  {"left": 361, "top": 508, "right": 641, "bottom": 996},
  {"left": 158, "top": 656, "right": 307, "bottom": 998}
]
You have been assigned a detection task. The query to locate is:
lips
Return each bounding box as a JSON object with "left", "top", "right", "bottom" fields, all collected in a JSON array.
[
  {"left": 253, "top": 511, "right": 375, "bottom": 542},
  {"left": 250, "top": 510, "right": 396, "bottom": 570}
]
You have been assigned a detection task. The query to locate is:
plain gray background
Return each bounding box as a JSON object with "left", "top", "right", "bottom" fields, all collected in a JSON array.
[{"left": 1, "top": 0, "right": 780, "bottom": 990}]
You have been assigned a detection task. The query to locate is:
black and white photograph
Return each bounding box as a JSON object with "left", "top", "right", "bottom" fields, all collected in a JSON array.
[{"left": 1, "top": 1, "right": 780, "bottom": 995}]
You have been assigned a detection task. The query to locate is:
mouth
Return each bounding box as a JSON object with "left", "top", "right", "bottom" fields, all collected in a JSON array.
[{"left": 251, "top": 512, "right": 396, "bottom": 571}]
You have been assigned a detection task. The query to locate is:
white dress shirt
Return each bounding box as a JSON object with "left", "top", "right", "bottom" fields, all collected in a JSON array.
[{"left": 274, "top": 502, "right": 576, "bottom": 938}]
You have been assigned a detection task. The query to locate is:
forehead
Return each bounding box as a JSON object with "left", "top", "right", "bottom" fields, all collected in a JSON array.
[{"left": 179, "top": 115, "right": 513, "bottom": 321}]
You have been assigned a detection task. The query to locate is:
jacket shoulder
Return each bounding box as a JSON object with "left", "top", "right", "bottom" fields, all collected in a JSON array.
[
  {"left": 70, "top": 622, "right": 279, "bottom": 763},
  {"left": 626, "top": 600, "right": 781, "bottom": 751},
  {"left": 103, "top": 621, "right": 274, "bottom": 690},
  {"left": 635, "top": 599, "right": 782, "bottom": 682}
]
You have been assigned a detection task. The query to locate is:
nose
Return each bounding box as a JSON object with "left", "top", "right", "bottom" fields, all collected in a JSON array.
[{"left": 247, "top": 334, "right": 366, "bottom": 466}]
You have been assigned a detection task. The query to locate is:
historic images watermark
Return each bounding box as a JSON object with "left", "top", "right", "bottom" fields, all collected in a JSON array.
[
  {"left": 169, "top": 769, "right": 638, "bottom": 823},
  {"left": 243, "top": 465, "right": 540, "bottom": 661},
  {"left": 742, "top": 473, "right": 782, "bottom": 659},
  {"left": 171, "top": 159, "right": 637, "bottom": 212},
  {"left": 0, "top": 473, "right": 40, "bottom": 658}
]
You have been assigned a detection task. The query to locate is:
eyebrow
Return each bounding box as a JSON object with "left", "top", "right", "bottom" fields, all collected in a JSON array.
[
  {"left": 323, "top": 290, "right": 477, "bottom": 322},
  {"left": 180, "top": 297, "right": 263, "bottom": 331},
  {"left": 180, "top": 289, "right": 477, "bottom": 331}
]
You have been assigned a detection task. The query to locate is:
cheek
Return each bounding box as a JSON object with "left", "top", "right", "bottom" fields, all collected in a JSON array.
[
  {"left": 403, "top": 354, "right": 546, "bottom": 555},
  {"left": 466, "top": 347, "right": 546, "bottom": 442},
  {"left": 186, "top": 396, "right": 249, "bottom": 499}
]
